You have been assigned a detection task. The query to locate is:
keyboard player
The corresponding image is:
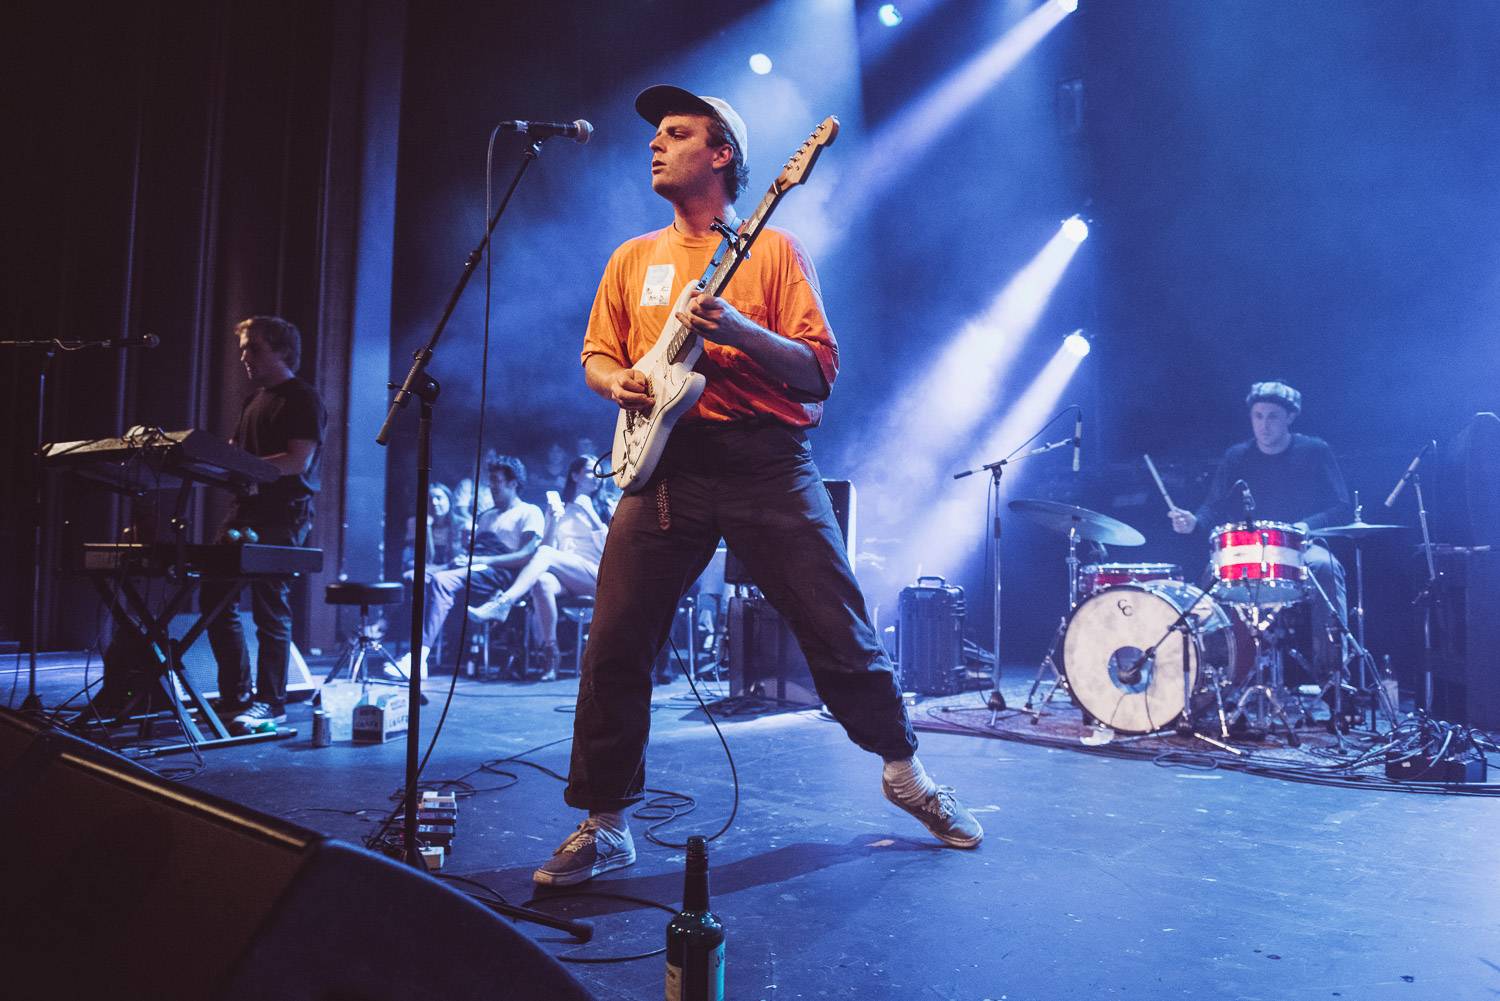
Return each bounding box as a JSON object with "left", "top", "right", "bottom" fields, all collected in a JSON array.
[{"left": 204, "top": 316, "right": 327, "bottom": 733}]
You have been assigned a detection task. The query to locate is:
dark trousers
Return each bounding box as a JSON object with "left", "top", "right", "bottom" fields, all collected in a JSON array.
[
  {"left": 422, "top": 564, "right": 511, "bottom": 650},
  {"left": 203, "top": 497, "right": 313, "bottom": 711},
  {"left": 1303, "top": 542, "right": 1347, "bottom": 675},
  {"left": 565, "top": 422, "right": 917, "bottom": 813}
]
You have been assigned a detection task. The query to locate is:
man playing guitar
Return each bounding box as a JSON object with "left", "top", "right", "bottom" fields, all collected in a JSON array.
[{"left": 534, "top": 85, "right": 982, "bottom": 887}]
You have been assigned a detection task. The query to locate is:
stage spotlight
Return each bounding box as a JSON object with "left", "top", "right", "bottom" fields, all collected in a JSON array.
[
  {"left": 1054, "top": 0, "right": 1079, "bottom": 13},
  {"left": 1063, "top": 329, "right": 1091, "bottom": 358},
  {"left": 878, "top": 4, "right": 903, "bottom": 27},
  {"left": 1061, "top": 214, "right": 1089, "bottom": 244},
  {"left": 748, "top": 52, "right": 773, "bottom": 75}
]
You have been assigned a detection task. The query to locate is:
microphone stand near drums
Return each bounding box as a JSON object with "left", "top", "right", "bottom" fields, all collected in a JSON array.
[{"left": 1008, "top": 474, "right": 1404, "bottom": 750}]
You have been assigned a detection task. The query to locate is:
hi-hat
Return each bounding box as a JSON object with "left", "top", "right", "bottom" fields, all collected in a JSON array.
[
  {"left": 1008, "top": 499, "right": 1146, "bottom": 547},
  {"left": 1309, "top": 520, "right": 1403, "bottom": 539}
]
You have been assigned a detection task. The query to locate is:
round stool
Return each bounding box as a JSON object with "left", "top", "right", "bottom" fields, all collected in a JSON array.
[{"left": 324, "top": 582, "right": 413, "bottom": 692}]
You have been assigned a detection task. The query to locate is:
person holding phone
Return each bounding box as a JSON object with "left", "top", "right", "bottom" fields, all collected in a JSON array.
[{"left": 469, "top": 454, "right": 609, "bottom": 679}]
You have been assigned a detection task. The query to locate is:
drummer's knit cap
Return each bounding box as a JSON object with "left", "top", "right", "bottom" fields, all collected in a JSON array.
[{"left": 1245, "top": 381, "right": 1301, "bottom": 416}]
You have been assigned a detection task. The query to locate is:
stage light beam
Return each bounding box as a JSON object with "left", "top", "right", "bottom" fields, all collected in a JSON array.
[
  {"left": 878, "top": 4, "right": 904, "bottom": 27},
  {"left": 846, "top": 221, "right": 1087, "bottom": 501},
  {"left": 1054, "top": 0, "right": 1079, "bottom": 14},
  {"left": 898, "top": 340, "right": 1090, "bottom": 584},
  {"left": 1064, "top": 329, "right": 1091, "bottom": 357},
  {"left": 1061, "top": 214, "right": 1089, "bottom": 244},
  {"left": 813, "top": 0, "right": 1074, "bottom": 257}
]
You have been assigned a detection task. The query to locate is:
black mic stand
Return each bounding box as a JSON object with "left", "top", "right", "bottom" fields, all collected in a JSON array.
[
  {"left": 374, "top": 139, "right": 589, "bottom": 941},
  {"left": 1, "top": 333, "right": 152, "bottom": 712},
  {"left": 953, "top": 432, "right": 1075, "bottom": 724}
]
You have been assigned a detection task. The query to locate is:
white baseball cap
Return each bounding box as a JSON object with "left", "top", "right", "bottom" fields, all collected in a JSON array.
[{"left": 634, "top": 84, "right": 749, "bottom": 163}]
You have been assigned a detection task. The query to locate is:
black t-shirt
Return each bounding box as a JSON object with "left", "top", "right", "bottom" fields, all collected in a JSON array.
[
  {"left": 1193, "top": 433, "right": 1351, "bottom": 532},
  {"left": 233, "top": 377, "right": 327, "bottom": 503}
]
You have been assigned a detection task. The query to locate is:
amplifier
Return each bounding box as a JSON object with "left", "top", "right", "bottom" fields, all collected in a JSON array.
[
  {"left": 899, "top": 576, "right": 966, "bottom": 696},
  {"left": 725, "top": 596, "right": 818, "bottom": 706}
]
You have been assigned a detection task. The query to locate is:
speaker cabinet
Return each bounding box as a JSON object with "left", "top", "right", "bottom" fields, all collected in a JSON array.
[{"left": 0, "top": 708, "right": 596, "bottom": 1001}]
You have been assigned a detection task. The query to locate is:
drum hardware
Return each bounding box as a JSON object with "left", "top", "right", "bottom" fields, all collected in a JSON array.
[
  {"left": 1009, "top": 500, "right": 1149, "bottom": 722},
  {"left": 1209, "top": 519, "right": 1308, "bottom": 607},
  {"left": 1022, "top": 517, "right": 1083, "bottom": 721},
  {"left": 1299, "top": 542, "right": 1400, "bottom": 746},
  {"left": 1006, "top": 499, "right": 1148, "bottom": 548},
  {"left": 1063, "top": 579, "right": 1243, "bottom": 736},
  {"left": 1219, "top": 602, "right": 1303, "bottom": 747},
  {"left": 1024, "top": 561, "right": 1186, "bottom": 721},
  {"left": 1310, "top": 491, "right": 1404, "bottom": 731}
]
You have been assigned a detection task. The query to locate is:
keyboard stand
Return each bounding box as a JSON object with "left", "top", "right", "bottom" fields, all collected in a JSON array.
[{"left": 76, "top": 571, "right": 299, "bottom": 754}]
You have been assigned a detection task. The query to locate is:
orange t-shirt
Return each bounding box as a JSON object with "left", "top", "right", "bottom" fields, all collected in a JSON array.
[{"left": 580, "top": 224, "right": 839, "bottom": 427}]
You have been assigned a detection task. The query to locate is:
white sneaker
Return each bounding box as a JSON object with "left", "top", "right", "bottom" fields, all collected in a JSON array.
[
  {"left": 532, "top": 818, "right": 636, "bottom": 886},
  {"left": 393, "top": 646, "right": 430, "bottom": 680}
]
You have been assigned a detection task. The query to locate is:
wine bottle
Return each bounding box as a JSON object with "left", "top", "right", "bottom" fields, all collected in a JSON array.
[{"left": 665, "top": 836, "right": 725, "bottom": 1001}]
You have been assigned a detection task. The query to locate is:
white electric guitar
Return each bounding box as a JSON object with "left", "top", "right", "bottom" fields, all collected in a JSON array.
[{"left": 610, "top": 116, "right": 840, "bottom": 493}]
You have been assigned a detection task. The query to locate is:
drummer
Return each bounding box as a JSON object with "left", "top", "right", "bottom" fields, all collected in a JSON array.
[{"left": 1167, "top": 381, "right": 1351, "bottom": 679}]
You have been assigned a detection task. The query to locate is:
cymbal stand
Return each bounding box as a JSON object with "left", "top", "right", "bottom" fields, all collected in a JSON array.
[
  {"left": 1409, "top": 470, "right": 1443, "bottom": 714},
  {"left": 1023, "top": 520, "right": 1081, "bottom": 720},
  {"left": 1303, "top": 558, "right": 1398, "bottom": 744}
]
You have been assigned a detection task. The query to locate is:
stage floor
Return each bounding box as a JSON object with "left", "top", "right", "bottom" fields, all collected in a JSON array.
[{"left": 15, "top": 655, "right": 1500, "bottom": 1000}]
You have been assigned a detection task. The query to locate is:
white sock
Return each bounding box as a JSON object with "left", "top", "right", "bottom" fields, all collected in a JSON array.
[
  {"left": 883, "top": 756, "right": 938, "bottom": 802},
  {"left": 589, "top": 809, "right": 627, "bottom": 832}
]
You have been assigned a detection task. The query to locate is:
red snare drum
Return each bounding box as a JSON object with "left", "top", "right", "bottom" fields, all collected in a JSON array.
[
  {"left": 1078, "top": 563, "right": 1182, "bottom": 599},
  {"left": 1208, "top": 520, "right": 1307, "bottom": 605}
]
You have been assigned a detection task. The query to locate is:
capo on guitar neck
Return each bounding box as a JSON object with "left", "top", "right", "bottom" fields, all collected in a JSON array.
[{"left": 710, "top": 216, "right": 751, "bottom": 259}]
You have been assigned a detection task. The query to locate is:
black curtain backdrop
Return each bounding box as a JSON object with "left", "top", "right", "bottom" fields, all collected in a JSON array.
[{"left": 4, "top": 0, "right": 373, "bottom": 654}]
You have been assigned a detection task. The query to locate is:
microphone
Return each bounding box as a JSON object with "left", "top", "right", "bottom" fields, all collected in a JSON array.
[
  {"left": 1384, "top": 440, "right": 1435, "bottom": 508},
  {"left": 1072, "top": 411, "right": 1082, "bottom": 473},
  {"left": 1233, "top": 479, "right": 1255, "bottom": 515},
  {"left": 499, "top": 119, "right": 593, "bottom": 144}
]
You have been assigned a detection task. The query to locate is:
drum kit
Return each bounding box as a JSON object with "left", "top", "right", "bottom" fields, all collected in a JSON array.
[{"left": 1012, "top": 495, "right": 1404, "bottom": 745}]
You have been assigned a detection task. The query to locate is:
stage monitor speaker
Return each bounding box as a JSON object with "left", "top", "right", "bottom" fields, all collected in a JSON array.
[
  {"left": 725, "top": 478, "right": 855, "bottom": 586},
  {"left": 0, "top": 707, "right": 596, "bottom": 1001},
  {"left": 726, "top": 595, "right": 819, "bottom": 706},
  {"left": 168, "top": 610, "right": 315, "bottom": 701}
]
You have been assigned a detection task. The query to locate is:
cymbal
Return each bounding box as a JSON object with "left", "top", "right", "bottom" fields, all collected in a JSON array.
[
  {"left": 1310, "top": 520, "right": 1403, "bottom": 539},
  {"left": 1007, "top": 498, "right": 1146, "bottom": 547}
]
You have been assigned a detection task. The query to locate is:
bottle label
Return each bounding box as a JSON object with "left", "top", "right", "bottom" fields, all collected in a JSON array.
[
  {"left": 706, "top": 942, "right": 725, "bottom": 1000},
  {"left": 664, "top": 944, "right": 724, "bottom": 1001}
]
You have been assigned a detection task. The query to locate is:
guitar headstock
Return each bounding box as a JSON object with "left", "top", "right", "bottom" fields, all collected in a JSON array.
[{"left": 774, "top": 116, "right": 840, "bottom": 193}]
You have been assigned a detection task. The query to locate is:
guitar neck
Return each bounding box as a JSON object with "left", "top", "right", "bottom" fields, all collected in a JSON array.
[
  {"left": 656, "top": 115, "right": 838, "bottom": 368},
  {"left": 661, "top": 189, "right": 786, "bottom": 364},
  {"left": 702, "top": 189, "right": 783, "bottom": 298}
]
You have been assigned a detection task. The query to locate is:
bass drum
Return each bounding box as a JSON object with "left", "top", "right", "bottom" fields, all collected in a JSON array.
[{"left": 1063, "top": 581, "right": 1247, "bottom": 734}]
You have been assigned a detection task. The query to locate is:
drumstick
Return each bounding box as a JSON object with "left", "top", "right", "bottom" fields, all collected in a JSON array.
[{"left": 1142, "top": 454, "right": 1177, "bottom": 511}]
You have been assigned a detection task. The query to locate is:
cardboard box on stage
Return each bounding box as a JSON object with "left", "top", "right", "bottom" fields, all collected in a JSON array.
[{"left": 352, "top": 691, "right": 409, "bottom": 744}]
